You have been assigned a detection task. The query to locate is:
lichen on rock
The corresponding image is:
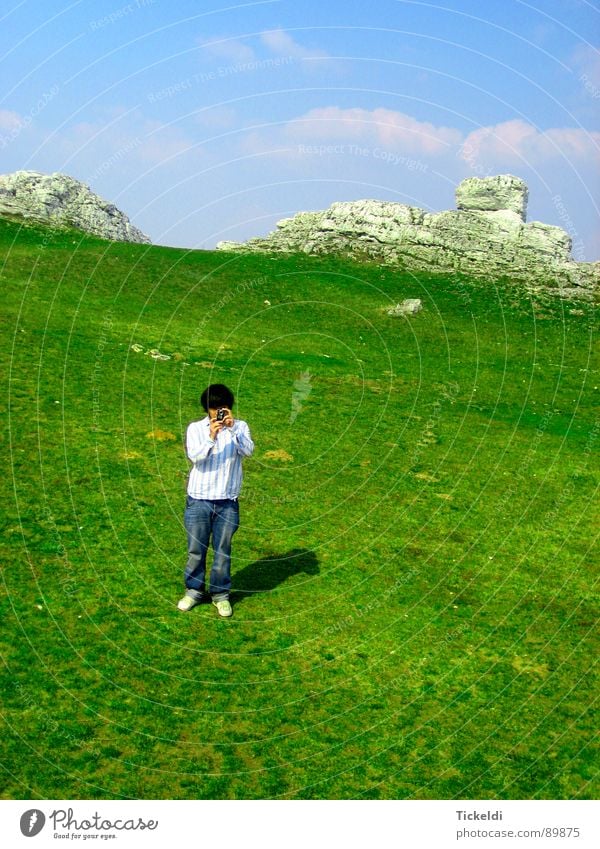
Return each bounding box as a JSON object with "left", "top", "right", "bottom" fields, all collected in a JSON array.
[
  {"left": 0, "top": 170, "right": 150, "bottom": 243},
  {"left": 455, "top": 174, "right": 528, "bottom": 220},
  {"left": 217, "top": 174, "right": 598, "bottom": 299}
]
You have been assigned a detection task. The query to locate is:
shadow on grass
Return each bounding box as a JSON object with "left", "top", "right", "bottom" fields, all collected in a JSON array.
[{"left": 230, "top": 548, "right": 319, "bottom": 605}]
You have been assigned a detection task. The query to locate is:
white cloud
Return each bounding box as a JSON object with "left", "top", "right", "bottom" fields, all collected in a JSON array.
[
  {"left": 284, "top": 106, "right": 462, "bottom": 155},
  {"left": 543, "top": 126, "right": 600, "bottom": 157},
  {"left": 137, "top": 119, "right": 194, "bottom": 164},
  {"left": 199, "top": 36, "right": 256, "bottom": 65},
  {"left": 196, "top": 29, "right": 334, "bottom": 74},
  {"left": 570, "top": 43, "right": 600, "bottom": 86},
  {"left": 281, "top": 108, "right": 599, "bottom": 166},
  {"left": 460, "top": 119, "right": 600, "bottom": 164},
  {"left": 259, "top": 28, "right": 330, "bottom": 62},
  {"left": 0, "top": 109, "right": 23, "bottom": 131},
  {"left": 195, "top": 106, "right": 237, "bottom": 130},
  {"left": 56, "top": 110, "right": 196, "bottom": 176}
]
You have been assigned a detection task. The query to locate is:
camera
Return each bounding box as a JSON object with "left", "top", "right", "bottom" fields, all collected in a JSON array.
[{"left": 216, "top": 408, "right": 227, "bottom": 422}]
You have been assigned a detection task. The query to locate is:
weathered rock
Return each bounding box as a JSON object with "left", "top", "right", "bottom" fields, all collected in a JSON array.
[
  {"left": 456, "top": 174, "right": 528, "bottom": 220},
  {"left": 217, "top": 175, "right": 598, "bottom": 299},
  {"left": 0, "top": 170, "right": 150, "bottom": 243},
  {"left": 388, "top": 299, "right": 423, "bottom": 316}
]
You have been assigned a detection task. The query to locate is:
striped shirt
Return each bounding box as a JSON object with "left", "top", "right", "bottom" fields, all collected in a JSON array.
[{"left": 186, "top": 417, "right": 254, "bottom": 500}]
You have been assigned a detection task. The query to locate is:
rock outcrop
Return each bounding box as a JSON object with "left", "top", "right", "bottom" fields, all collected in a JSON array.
[
  {"left": 0, "top": 170, "right": 151, "bottom": 243},
  {"left": 217, "top": 175, "right": 598, "bottom": 298},
  {"left": 388, "top": 299, "right": 423, "bottom": 316},
  {"left": 456, "top": 174, "right": 528, "bottom": 219}
]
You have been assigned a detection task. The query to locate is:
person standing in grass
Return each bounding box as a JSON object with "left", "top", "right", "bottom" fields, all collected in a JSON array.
[{"left": 178, "top": 383, "right": 254, "bottom": 618}]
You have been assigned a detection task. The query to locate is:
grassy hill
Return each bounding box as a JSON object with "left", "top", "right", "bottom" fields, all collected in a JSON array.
[{"left": 1, "top": 215, "right": 598, "bottom": 799}]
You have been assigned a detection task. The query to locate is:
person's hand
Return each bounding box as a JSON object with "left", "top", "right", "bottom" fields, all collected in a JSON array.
[
  {"left": 223, "top": 409, "right": 234, "bottom": 428},
  {"left": 209, "top": 418, "right": 224, "bottom": 441}
]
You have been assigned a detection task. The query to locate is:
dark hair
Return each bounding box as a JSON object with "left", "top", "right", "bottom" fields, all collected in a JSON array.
[{"left": 200, "top": 384, "right": 235, "bottom": 412}]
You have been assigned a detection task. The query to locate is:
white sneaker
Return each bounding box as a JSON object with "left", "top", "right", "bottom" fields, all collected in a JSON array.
[
  {"left": 212, "top": 599, "right": 233, "bottom": 618},
  {"left": 177, "top": 594, "right": 200, "bottom": 611}
]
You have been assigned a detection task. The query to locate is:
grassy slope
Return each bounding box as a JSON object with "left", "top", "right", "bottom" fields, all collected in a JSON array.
[{"left": 1, "top": 216, "right": 598, "bottom": 800}]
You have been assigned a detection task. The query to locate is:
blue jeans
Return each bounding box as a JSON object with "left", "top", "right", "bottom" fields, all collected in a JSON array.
[{"left": 184, "top": 497, "right": 240, "bottom": 601}]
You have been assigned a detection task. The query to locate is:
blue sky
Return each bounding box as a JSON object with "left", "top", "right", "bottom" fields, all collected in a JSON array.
[{"left": 1, "top": 0, "right": 599, "bottom": 258}]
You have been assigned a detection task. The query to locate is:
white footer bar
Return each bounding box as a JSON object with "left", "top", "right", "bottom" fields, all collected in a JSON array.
[{"left": 1, "top": 800, "right": 598, "bottom": 848}]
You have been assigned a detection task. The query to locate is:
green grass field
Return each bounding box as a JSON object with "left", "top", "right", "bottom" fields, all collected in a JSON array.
[{"left": 1, "top": 215, "right": 598, "bottom": 799}]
